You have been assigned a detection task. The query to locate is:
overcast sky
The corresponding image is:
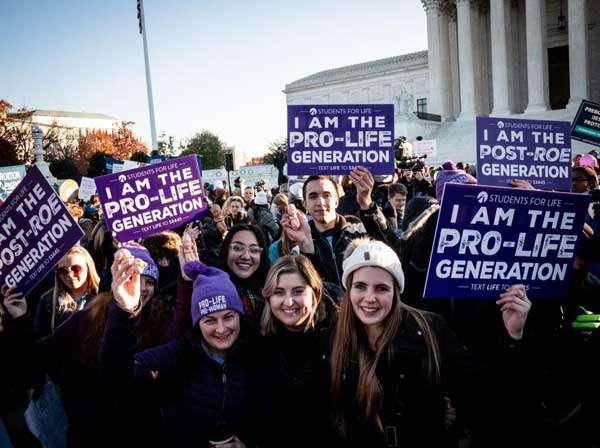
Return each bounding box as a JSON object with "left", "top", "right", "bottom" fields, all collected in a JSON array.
[{"left": 1, "top": 0, "right": 428, "bottom": 157}]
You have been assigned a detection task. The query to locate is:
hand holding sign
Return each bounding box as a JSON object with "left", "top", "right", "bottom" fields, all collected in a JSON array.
[
  {"left": 111, "top": 249, "right": 147, "bottom": 313},
  {"left": 281, "top": 209, "right": 314, "bottom": 254},
  {"left": 1, "top": 284, "right": 27, "bottom": 319},
  {"left": 496, "top": 284, "right": 531, "bottom": 340},
  {"left": 349, "top": 166, "right": 374, "bottom": 211}
]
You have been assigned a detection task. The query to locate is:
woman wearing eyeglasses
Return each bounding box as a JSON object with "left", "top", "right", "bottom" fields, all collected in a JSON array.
[
  {"left": 33, "top": 245, "right": 100, "bottom": 339},
  {"left": 219, "top": 224, "right": 270, "bottom": 327}
]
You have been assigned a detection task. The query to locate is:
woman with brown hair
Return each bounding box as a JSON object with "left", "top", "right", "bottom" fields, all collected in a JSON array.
[
  {"left": 1, "top": 243, "right": 172, "bottom": 447},
  {"left": 328, "top": 238, "right": 531, "bottom": 447},
  {"left": 260, "top": 255, "right": 338, "bottom": 448},
  {"left": 33, "top": 245, "right": 100, "bottom": 339}
]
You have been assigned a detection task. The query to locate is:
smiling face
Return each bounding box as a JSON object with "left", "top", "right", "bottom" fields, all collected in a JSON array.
[
  {"left": 57, "top": 253, "right": 89, "bottom": 292},
  {"left": 198, "top": 309, "right": 240, "bottom": 357},
  {"left": 229, "top": 200, "right": 243, "bottom": 215},
  {"left": 244, "top": 188, "right": 254, "bottom": 203},
  {"left": 304, "top": 179, "right": 338, "bottom": 227},
  {"left": 227, "top": 230, "right": 262, "bottom": 279},
  {"left": 349, "top": 266, "right": 395, "bottom": 330},
  {"left": 268, "top": 272, "right": 315, "bottom": 331}
]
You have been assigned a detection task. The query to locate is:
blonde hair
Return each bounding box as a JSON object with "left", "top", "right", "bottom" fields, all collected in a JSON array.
[
  {"left": 273, "top": 193, "right": 288, "bottom": 207},
  {"left": 329, "top": 246, "right": 441, "bottom": 438},
  {"left": 261, "top": 255, "right": 324, "bottom": 335},
  {"left": 222, "top": 196, "right": 245, "bottom": 216},
  {"left": 52, "top": 245, "right": 100, "bottom": 329}
]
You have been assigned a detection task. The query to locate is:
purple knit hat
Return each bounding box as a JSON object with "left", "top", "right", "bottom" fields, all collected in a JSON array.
[
  {"left": 122, "top": 242, "right": 159, "bottom": 283},
  {"left": 184, "top": 261, "right": 245, "bottom": 327},
  {"left": 435, "top": 169, "right": 477, "bottom": 202}
]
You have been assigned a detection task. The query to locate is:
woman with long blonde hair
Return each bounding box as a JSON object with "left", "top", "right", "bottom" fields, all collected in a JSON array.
[
  {"left": 261, "top": 255, "right": 339, "bottom": 448},
  {"left": 328, "top": 238, "right": 531, "bottom": 447},
  {"left": 33, "top": 245, "right": 100, "bottom": 339}
]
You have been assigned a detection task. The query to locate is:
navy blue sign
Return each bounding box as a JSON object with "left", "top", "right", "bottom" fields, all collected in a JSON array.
[
  {"left": 287, "top": 104, "right": 395, "bottom": 175},
  {"left": 424, "top": 183, "right": 589, "bottom": 300},
  {"left": 0, "top": 166, "right": 84, "bottom": 295},
  {"left": 0, "top": 165, "right": 26, "bottom": 201},
  {"left": 476, "top": 117, "right": 572, "bottom": 191},
  {"left": 570, "top": 99, "right": 600, "bottom": 147}
]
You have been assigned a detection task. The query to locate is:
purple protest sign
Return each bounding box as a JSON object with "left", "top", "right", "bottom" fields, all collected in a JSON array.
[
  {"left": 95, "top": 155, "right": 208, "bottom": 242},
  {"left": 476, "top": 117, "right": 572, "bottom": 191},
  {"left": 0, "top": 166, "right": 84, "bottom": 295},
  {"left": 424, "top": 183, "right": 589, "bottom": 300},
  {"left": 287, "top": 104, "right": 395, "bottom": 175}
]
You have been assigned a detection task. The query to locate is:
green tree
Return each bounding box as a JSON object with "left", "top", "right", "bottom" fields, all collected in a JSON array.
[
  {"left": 87, "top": 151, "right": 108, "bottom": 177},
  {"left": 181, "top": 131, "right": 224, "bottom": 170},
  {"left": 130, "top": 151, "right": 149, "bottom": 163},
  {"left": 50, "top": 158, "right": 81, "bottom": 182},
  {"left": 157, "top": 132, "right": 176, "bottom": 158}
]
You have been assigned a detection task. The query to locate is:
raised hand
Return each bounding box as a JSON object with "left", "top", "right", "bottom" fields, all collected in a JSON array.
[
  {"left": 1, "top": 284, "right": 27, "bottom": 319},
  {"left": 496, "top": 284, "right": 531, "bottom": 340},
  {"left": 179, "top": 225, "right": 200, "bottom": 281},
  {"left": 281, "top": 208, "right": 314, "bottom": 254},
  {"left": 349, "top": 166, "right": 375, "bottom": 210},
  {"left": 111, "top": 249, "right": 147, "bottom": 313}
]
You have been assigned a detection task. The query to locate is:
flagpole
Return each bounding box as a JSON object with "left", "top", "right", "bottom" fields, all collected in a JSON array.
[{"left": 137, "top": 0, "right": 158, "bottom": 152}]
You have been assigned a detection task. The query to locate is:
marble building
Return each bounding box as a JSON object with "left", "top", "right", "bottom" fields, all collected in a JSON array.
[{"left": 283, "top": 0, "right": 600, "bottom": 163}]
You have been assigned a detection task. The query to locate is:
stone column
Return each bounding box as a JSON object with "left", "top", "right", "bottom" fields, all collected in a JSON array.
[
  {"left": 567, "top": 0, "right": 590, "bottom": 109},
  {"left": 447, "top": 5, "right": 461, "bottom": 118},
  {"left": 490, "top": 0, "right": 514, "bottom": 114},
  {"left": 525, "top": 0, "right": 549, "bottom": 112},
  {"left": 456, "top": 0, "right": 481, "bottom": 119},
  {"left": 422, "top": 0, "right": 454, "bottom": 121}
]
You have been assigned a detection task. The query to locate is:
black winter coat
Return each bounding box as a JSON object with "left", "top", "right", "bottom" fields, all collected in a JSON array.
[
  {"left": 303, "top": 206, "right": 389, "bottom": 287},
  {"left": 324, "top": 312, "right": 490, "bottom": 448},
  {"left": 100, "top": 303, "right": 269, "bottom": 448}
]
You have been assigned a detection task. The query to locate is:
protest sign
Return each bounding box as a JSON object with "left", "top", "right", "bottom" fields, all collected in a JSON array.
[
  {"left": 78, "top": 177, "right": 97, "bottom": 201},
  {"left": 412, "top": 139, "right": 437, "bottom": 158},
  {"left": 95, "top": 155, "right": 208, "bottom": 242},
  {"left": 0, "top": 165, "right": 26, "bottom": 201},
  {"left": 0, "top": 166, "right": 84, "bottom": 295},
  {"left": 570, "top": 99, "right": 600, "bottom": 147},
  {"left": 424, "top": 183, "right": 589, "bottom": 300},
  {"left": 476, "top": 117, "right": 571, "bottom": 190},
  {"left": 287, "top": 104, "right": 395, "bottom": 175}
]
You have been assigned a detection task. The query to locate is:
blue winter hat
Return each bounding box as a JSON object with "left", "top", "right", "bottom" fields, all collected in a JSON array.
[
  {"left": 185, "top": 261, "right": 244, "bottom": 327},
  {"left": 122, "top": 242, "right": 159, "bottom": 283}
]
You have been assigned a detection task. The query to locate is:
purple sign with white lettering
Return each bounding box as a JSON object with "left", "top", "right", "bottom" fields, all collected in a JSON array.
[
  {"left": 424, "top": 183, "right": 589, "bottom": 300},
  {"left": 476, "top": 117, "right": 572, "bottom": 191},
  {"left": 287, "top": 104, "right": 395, "bottom": 175},
  {"left": 95, "top": 155, "right": 208, "bottom": 242},
  {"left": 0, "top": 166, "right": 84, "bottom": 295}
]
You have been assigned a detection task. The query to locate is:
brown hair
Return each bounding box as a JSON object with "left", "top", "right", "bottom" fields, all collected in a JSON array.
[
  {"left": 77, "top": 292, "right": 167, "bottom": 367},
  {"left": 222, "top": 196, "right": 245, "bottom": 216},
  {"left": 52, "top": 245, "right": 100, "bottom": 329},
  {"left": 329, "top": 264, "right": 441, "bottom": 438},
  {"left": 388, "top": 182, "right": 408, "bottom": 198},
  {"left": 261, "top": 255, "right": 324, "bottom": 335}
]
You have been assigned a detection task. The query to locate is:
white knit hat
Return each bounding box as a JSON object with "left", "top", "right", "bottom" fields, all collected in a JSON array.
[{"left": 341, "top": 239, "right": 405, "bottom": 293}]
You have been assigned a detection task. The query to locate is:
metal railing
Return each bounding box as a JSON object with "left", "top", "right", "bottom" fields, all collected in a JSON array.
[{"left": 413, "top": 111, "right": 441, "bottom": 122}]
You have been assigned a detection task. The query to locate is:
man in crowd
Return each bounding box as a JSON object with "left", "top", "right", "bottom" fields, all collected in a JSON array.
[
  {"left": 280, "top": 167, "right": 389, "bottom": 286},
  {"left": 383, "top": 182, "right": 408, "bottom": 235}
]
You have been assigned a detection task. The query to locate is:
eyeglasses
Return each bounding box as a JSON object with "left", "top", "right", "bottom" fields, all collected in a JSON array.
[
  {"left": 230, "top": 243, "right": 263, "bottom": 256},
  {"left": 57, "top": 264, "right": 84, "bottom": 277}
]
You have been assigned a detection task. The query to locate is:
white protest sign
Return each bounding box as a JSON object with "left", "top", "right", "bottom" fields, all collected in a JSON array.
[
  {"left": 412, "top": 139, "right": 437, "bottom": 158},
  {"left": 78, "top": 177, "right": 97, "bottom": 201}
]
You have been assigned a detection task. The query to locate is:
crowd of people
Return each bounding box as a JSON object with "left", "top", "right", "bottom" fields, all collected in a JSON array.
[{"left": 0, "top": 149, "right": 599, "bottom": 448}]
